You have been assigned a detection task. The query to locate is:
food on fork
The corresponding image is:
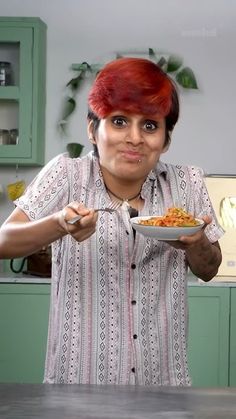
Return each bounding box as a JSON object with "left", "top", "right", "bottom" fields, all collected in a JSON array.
[{"left": 139, "top": 207, "right": 200, "bottom": 227}]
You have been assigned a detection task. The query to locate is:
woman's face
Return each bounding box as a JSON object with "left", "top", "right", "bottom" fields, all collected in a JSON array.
[{"left": 88, "top": 111, "right": 169, "bottom": 183}]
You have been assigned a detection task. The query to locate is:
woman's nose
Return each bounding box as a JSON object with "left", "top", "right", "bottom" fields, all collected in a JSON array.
[{"left": 126, "top": 126, "right": 144, "bottom": 145}]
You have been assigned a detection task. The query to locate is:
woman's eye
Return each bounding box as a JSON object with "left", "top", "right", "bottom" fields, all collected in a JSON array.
[
  {"left": 112, "top": 117, "right": 127, "bottom": 127},
  {"left": 144, "top": 120, "right": 158, "bottom": 131}
]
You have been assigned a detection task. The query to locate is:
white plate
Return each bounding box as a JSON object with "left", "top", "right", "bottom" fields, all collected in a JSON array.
[{"left": 130, "top": 216, "right": 205, "bottom": 240}]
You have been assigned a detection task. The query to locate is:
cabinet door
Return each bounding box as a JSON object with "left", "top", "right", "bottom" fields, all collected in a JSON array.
[
  {"left": 0, "top": 18, "right": 46, "bottom": 165},
  {"left": 0, "top": 283, "right": 50, "bottom": 383},
  {"left": 188, "top": 286, "right": 230, "bottom": 387},
  {"left": 229, "top": 287, "right": 236, "bottom": 386},
  {"left": 0, "top": 27, "right": 32, "bottom": 160}
]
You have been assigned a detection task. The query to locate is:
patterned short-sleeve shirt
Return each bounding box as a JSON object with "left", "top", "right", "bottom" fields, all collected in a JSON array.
[{"left": 16, "top": 152, "right": 224, "bottom": 386}]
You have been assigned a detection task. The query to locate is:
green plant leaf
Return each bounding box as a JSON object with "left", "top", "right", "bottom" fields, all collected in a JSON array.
[
  {"left": 148, "top": 48, "right": 156, "bottom": 59},
  {"left": 67, "top": 73, "right": 85, "bottom": 91},
  {"left": 175, "top": 67, "right": 198, "bottom": 89},
  {"left": 167, "top": 55, "right": 183, "bottom": 73},
  {"left": 60, "top": 97, "right": 76, "bottom": 122},
  {"left": 157, "top": 56, "right": 168, "bottom": 72},
  {"left": 72, "top": 62, "right": 90, "bottom": 72},
  {"left": 66, "top": 142, "right": 84, "bottom": 158},
  {"left": 59, "top": 97, "right": 77, "bottom": 134}
]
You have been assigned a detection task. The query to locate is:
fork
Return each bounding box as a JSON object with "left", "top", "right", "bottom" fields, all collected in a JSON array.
[{"left": 67, "top": 200, "right": 121, "bottom": 225}]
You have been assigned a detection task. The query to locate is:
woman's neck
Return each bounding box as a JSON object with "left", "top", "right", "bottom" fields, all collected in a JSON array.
[
  {"left": 101, "top": 168, "right": 144, "bottom": 202},
  {"left": 103, "top": 179, "right": 144, "bottom": 211},
  {"left": 105, "top": 185, "right": 141, "bottom": 203}
]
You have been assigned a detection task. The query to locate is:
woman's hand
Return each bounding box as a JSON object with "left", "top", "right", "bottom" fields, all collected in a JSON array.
[
  {"left": 58, "top": 202, "right": 98, "bottom": 242},
  {"left": 165, "top": 215, "right": 222, "bottom": 281},
  {"left": 165, "top": 215, "right": 212, "bottom": 251}
]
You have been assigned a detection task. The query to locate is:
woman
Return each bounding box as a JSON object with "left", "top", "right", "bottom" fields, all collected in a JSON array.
[{"left": 0, "top": 57, "right": 224, "bottom": 386}]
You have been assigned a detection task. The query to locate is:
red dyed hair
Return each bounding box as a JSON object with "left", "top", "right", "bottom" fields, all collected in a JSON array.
[{"left": 88, "top": 57, "right": 179, "bottom": 126}]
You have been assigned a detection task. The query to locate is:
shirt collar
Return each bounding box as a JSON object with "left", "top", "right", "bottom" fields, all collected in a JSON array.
[{"left": 147, "top": 160, "right": 168, "bottom": 181}]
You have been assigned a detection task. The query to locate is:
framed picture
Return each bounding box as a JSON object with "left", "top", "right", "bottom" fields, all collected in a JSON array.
[{"left": 205, "top": 175, "right": 236, "bottom": 277}]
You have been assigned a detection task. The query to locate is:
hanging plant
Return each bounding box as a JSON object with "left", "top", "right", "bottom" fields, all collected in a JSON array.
[
  {"left": 59, "top": 62, "right": 100, "bottom": 136},
  {"left": 59, "top": 48, "right": 198, "bottom": 157},
  {"left": 147, "top": 48, "right": 198, "bottom": 89}
]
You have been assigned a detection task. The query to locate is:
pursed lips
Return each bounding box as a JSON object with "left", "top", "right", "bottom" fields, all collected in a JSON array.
[{"left": 120, "top": 150, "right": 143, "bottom": 161}]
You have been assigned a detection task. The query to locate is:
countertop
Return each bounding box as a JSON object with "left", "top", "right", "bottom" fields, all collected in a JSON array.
[
  {"left": 0, "top": 272, "right": 51, "bottom": 284},
  {"left": 1, "top": 383, "right": 236, "bottom": 418},
  {"left": 0, "top": 272, "right": 236, "bottom": 286}
]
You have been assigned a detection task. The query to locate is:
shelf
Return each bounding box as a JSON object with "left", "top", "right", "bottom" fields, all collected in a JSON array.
[{"left": 0, "top": 86, "right": 20, "bottom": 100}]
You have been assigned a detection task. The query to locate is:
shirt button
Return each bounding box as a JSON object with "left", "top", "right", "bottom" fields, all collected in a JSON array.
[
  {"left": 131, "top": 263, "right": 136, "bottom": 269},
  {"left": 131, "top": 367, "right": 135, "bottom": 373},
  {"left": 133, "top": 334, "right": 138, "bottom": 339},
  {"left": 131, "top": 300, "right": 136, "bottom": 305}
]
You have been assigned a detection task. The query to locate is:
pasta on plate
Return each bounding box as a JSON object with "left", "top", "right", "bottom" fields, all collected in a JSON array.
[{"left": 139, "top": 207, "right": 200, "bottom": 227}]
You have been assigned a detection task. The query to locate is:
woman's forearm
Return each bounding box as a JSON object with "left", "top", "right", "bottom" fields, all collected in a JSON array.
[
  {"left": 0, "top": 204, "right": 98, "bottom": 259},
  {"left": 186, "top": 237, "right": 222, "bottom": 282},
  {"left": 0, "top": 211, "right": 66, "bottom": 259}
]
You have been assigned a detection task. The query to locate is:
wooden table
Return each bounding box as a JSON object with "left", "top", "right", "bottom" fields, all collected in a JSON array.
[{"left": 1, "top": 384, "right": 236, "bottom": 418}]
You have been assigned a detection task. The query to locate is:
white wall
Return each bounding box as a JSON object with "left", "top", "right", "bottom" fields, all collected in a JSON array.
[{"left": 0, "top": 0, "right": 236, "bottom": 224}]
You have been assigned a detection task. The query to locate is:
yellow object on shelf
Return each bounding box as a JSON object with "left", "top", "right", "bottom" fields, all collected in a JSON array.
[{"left": 7, "top": 180, "right": 26, "bottom": 201}]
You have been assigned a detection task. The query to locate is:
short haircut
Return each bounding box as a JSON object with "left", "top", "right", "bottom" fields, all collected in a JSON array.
[{"left": 88, "top": 57, "right": 179, "bottom": 145}]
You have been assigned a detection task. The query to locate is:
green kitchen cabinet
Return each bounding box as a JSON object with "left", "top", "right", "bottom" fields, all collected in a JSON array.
[
  {"left": 229, "top": 288, "right": 236, "bottom": 386},
  {"left": 0, "top": 282, "right": 234, "bottom": 385},
  {"left": 188, "top": 285, "right": 230, "bottom": 387},
  {"left": 0, "top": 283, "right": 50, "bottom": 383},
  {"left": 0, "top": 17, "right": 46, "bottom": 165}
]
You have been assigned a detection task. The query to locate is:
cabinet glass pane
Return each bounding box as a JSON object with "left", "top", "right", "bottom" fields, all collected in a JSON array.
[
  {"left": 0, "top": 42, "right": 19, "bottom": 86},
  {"left": 0, "top": 101, "right": 19, "bottom": 145},
  {"left": 0, "top": 43, "right": 19, "bottom": 145}
]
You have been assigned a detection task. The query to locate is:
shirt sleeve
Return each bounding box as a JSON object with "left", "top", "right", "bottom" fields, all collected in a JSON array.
[
  {"left": 14, "top": 153, "right": 72, "bottom": 221},
  {"left": 189, "top": 166, "right": 225, "bottom": 243}
]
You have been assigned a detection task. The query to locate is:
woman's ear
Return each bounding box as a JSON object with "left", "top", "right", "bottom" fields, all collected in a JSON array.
[{"left": 87, "top": 120, "right": 96, "bottom": 144}]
